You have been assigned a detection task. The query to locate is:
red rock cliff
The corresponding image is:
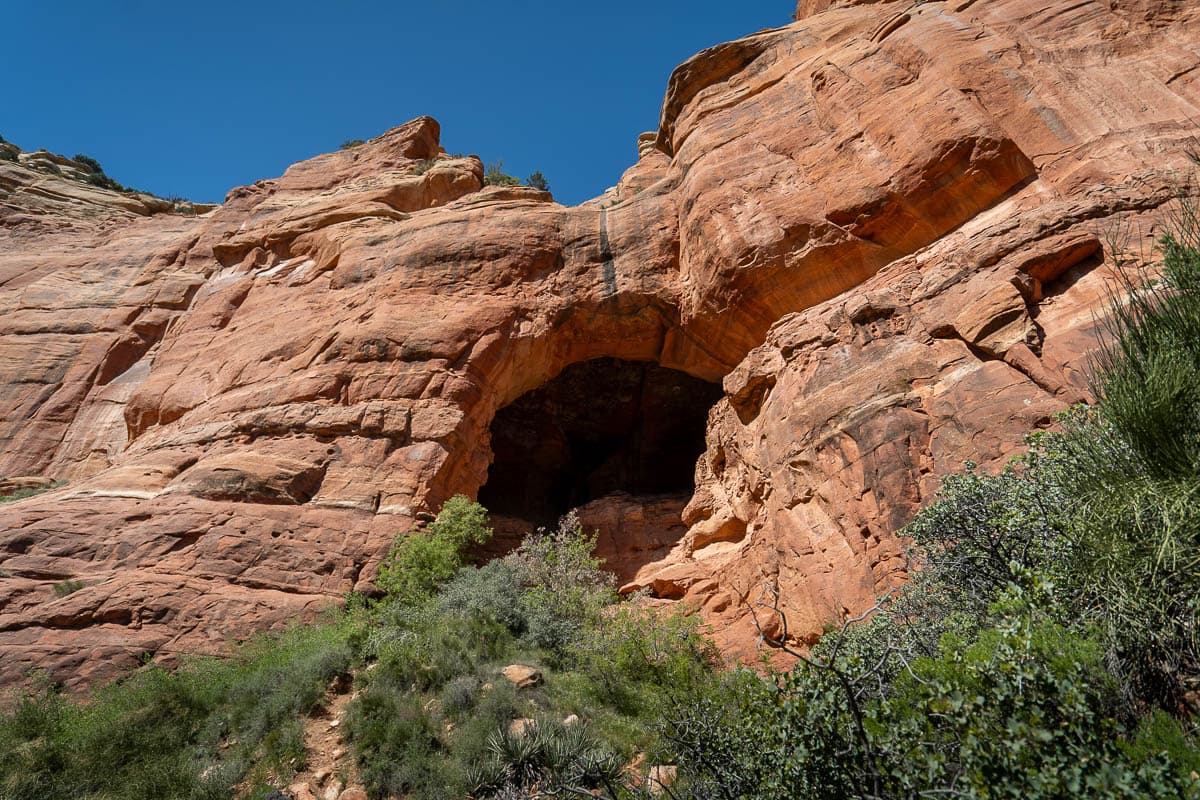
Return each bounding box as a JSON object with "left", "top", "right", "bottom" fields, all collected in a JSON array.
[{"left": 1, "top": 0, "right": 1198, "bottom": 685}]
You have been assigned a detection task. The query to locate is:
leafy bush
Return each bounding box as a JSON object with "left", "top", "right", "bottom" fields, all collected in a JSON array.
[
  {"left": 0, "top": 148, "right": 17, "bottom": 163},
  {"left": 664, "top": 603, "right": 1197, "bottom": 800},
  {"left": 484, "top": 160, "right": 521, "bottom": 187},
  {"left": 439, "top": 558, "right": 527, "bottom": 634},
  {"left": 903, "top": 459, "right": 1067, "bottom": 609},
  {"left": 505, "top": 512, "right": 616, "bottom": 655},
  {"left": 72, "top": 153, "right": 103, "bottom": 173},
  {"left": 376, "top": 495, "right": 492, "bottom": 603},
  {"left": 414, "top": 157, "right": 438, "bottom": 175},
  {"left": 526, "top": 171, "right": 550, "bottom": 192},
  {"left": 339, "top": 139, "right": 365, "bottom": 150}
]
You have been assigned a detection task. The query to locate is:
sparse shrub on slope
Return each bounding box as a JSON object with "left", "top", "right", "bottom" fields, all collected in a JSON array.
[
  {"left": 51, "top": 579, "right": 84, "bottom": 597},
  {"left": 346, "top": 500, "right": 718, "bottom": 800},
  {"left": 506, "top": 511, "right": 616, "bottom": 656},
  {"left": 0, "top": 618, "right": 358, "bottom": 800},
  {"left": 375, "top": 494, "right": 492, "bottom": 604},
  {"left": 0, "top": 483, "right": 58, "bottom": 503},
  {"left": 72, "top": 153, "right": 103, "bottom": 173},
  {"left": 484, "top": 160, "right": 521, "bottom": 187}
]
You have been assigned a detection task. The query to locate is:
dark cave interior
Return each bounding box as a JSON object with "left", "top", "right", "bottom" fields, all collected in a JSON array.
[{"left": 477, "top": 357, "right": 724, "bottom": 529}]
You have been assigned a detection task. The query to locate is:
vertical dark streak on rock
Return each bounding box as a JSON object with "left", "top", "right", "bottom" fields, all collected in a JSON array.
[{"left": 598, "top": 208, "right": 618, "bottom": 299}]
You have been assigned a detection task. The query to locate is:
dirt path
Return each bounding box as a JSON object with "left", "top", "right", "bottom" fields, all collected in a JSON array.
[{"left": 287, "top": 679, "right": 365, "bottom": 800}]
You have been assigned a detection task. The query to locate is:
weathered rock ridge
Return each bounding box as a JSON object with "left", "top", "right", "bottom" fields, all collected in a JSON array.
[{"left": 1, "top": 0, "right": 1198, "bottom": 685}]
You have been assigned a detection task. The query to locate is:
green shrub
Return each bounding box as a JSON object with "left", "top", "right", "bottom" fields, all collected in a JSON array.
[
  {"left": 345, "top": 686, "right": 445, "bottom": 797},
  {"left": 84, "top": 171, "right": 125, "bottom": 192},
  {"left": 526, "top": 171, "right": 550, "bottom": 192},
  {"left": 72, "top": 153, "right": 103, "bottom": 173},
  {"left": 0, "top": 618, "right": 357, "bottom": 800},
  {"left": 370, "top": 610, "right": 514, "bottom": 693},
  {"left": 339, "top": 139, "right": 365, "bottom": 150},
  {"left": 414, "top": 157, "right": 438, "bottom": 175},
  {"left": 439, "top": 558, "right": 527, "bottom": 634},
  {"left": 1046, "top": 210, "right": 1200, "bottom": 706},
  {"left": 903, "top": 459, "right": 1067, "bottom": 609},
  {"left": 470, "top": 718, "right": 624, "bottom": 799},
  {"left": 0, "top": 483, "right": 59, "bottom": 503},
  {"left": 438, "top": 676, "right": 480, "bottom": 717},
  {"left": 664, "top": 609, "right": 1197, "bottom": 800},
  {"left": 376, "top": 495, "right": 492, "bottom": 603},
  {"left": 504, "top": 512, "right": 616, "bottom": 656},
  {"left": 571, "top": 604, "right": 718, "bottom": 715},
  {"left": 876, "top": 614, "right": 1187, "bottom": 799},
  {"left": 484, "top": 160, "right": 521, "bottom": 187},
  {"left": 51, "top": 579, "right": 84, "bottom": 597},
  {"left": 0, "top": 148, "right": 17, "bottom": 163}
]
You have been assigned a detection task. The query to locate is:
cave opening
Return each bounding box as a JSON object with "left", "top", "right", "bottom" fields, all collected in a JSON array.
[{"left": 477, "top": 358, "right": 724, "bottom": 579}]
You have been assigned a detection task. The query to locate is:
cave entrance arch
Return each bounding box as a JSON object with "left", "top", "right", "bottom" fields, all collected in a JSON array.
[{"left": 477, "top": 357, "right": 724, "bottom": 582}]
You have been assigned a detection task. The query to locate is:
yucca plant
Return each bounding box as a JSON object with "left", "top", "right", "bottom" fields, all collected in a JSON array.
[
  {"left": 474, "top": 719, "right": 625, "bottom": 798},
  {"left": 1057, "top": 193, "right": 1200, "bottom": 706}
]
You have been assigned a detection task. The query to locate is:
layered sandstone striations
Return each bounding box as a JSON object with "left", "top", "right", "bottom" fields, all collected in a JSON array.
[{"left": 1, "top": 0, "right": 1198, "bottom": 685}]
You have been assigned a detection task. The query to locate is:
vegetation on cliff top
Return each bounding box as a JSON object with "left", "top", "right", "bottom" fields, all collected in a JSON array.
[{"left": 0, "top": 133, "right": 188, "bottom": 205}]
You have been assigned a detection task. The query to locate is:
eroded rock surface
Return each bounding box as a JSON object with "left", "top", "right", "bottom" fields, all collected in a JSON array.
[{"left": 1, "top": 0, "right": 1198, "bottom": 685}]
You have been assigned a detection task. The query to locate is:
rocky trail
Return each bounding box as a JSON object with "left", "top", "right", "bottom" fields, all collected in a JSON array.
[{"left": 286, "top": 680, "right": 363, "bottom": 800}]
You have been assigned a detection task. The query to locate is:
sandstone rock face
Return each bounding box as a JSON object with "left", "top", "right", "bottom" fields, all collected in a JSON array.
[{"left": 1, "top": 1, "right": 1198, "bottom": 685}]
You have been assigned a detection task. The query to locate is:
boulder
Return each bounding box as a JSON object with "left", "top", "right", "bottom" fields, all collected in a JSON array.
[{"left": 500, "top": 665, "right": 543, "bottom": 689}]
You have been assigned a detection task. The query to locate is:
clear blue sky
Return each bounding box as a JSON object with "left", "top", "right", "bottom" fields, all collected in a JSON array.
[{"left": 2, "top": 2, "right": 791, "bottom": 206}]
